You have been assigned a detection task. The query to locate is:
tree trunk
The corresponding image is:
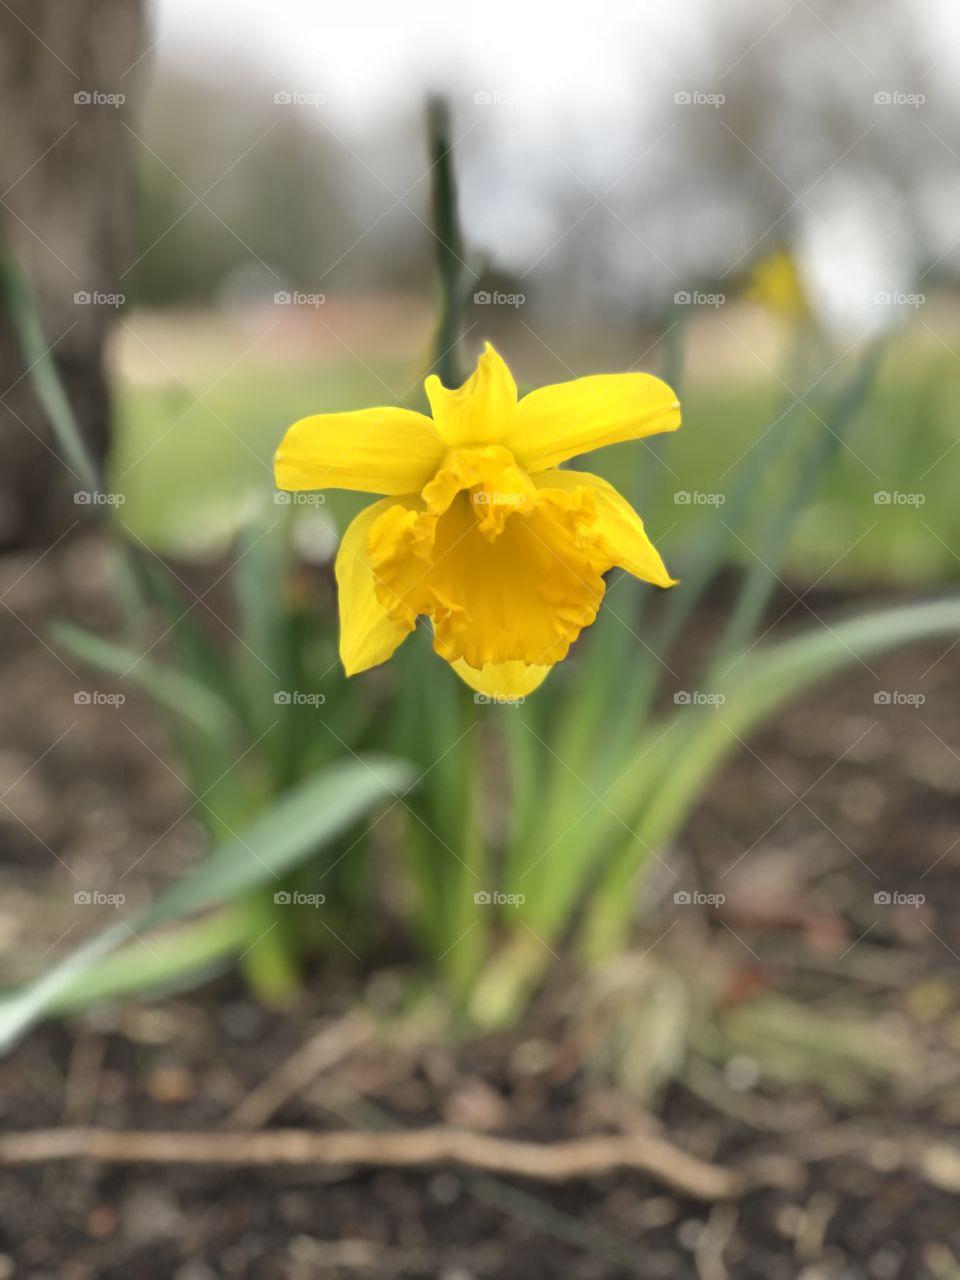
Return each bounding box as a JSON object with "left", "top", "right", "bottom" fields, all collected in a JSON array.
[{"left": 0, "top": 0, "right": 145, "bottom": 548}]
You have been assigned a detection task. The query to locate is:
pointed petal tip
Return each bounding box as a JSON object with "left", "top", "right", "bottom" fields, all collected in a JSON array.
[{"left": 449, "top": 656, "right": 552, "bottom": 699}]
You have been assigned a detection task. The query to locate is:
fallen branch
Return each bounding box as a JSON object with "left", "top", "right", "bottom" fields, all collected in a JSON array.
[{"left": 0, "top": 1125, "right": 744, "bottom": 1200}]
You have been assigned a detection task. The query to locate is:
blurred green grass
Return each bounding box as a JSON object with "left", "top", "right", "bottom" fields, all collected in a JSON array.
[
  {"left": 111, "top": 357, "right": 408, "bottom": 554},
  {"left": 111, "top": 345, "right": 960, "bottom": 586}
]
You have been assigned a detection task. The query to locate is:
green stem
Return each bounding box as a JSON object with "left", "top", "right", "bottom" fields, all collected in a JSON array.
[
  {"left": 426, "top": 96, "right": 470, "bottom": 390},
  {"left": 237, "top": 889, "right": 301, "bottom": 1007},
  {"left": 467, "top": 930, "right": 551, "bottom": 1028},
  {"left": 444, "top": 713, "right": 489, "bottom": 997}
]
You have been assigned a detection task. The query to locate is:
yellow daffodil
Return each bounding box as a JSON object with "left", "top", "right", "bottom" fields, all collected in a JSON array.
[
  {"left": 744, "top": 247, "right": 811, "bottom": 321},
  {"left": 274, "top": 344, "right": 680, "bottom": 698}
]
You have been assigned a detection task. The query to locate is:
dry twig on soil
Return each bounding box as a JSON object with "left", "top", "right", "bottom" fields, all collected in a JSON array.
[
  {"left": 0, "top": 1125, "right": 744, "bottom": 1201},
  {"left": 221, "top": 1011, "right": 373, "bottom": 1130}
]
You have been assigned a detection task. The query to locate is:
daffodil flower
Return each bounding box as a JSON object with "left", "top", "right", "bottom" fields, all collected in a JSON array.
[
  {"left": 744, "top": 247, "right": 811, "bottom": 321},
  {"left": 274, "top": 344, "right": 680, "bottom": 698}
]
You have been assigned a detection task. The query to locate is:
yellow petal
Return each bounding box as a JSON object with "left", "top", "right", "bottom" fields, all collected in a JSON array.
[
  {"left": 535, "top": 469, "right": 676, "bottom": 587},
  {"left": 508, "top": 372, "right": 680, "bottom": 473},
  {"left": 366, "top": 500, "right": 437, "bottom": 631},
  {"left": 427, "top": 490, "right": 605, "bottom": 668},
  {"left": 451, "top": 656, "right": 551, "bottom": 699},
  {"left": 370, "top": 487, "right": 606, "bottom": 671},
  {"left": 336, "top": 498, "right": 417, "bottom": 674},
  {"left": 424, "top": 342, "right": 517, "bottom": 448},
  {"left": 275, "top": 407, "right": 445, "bottom": 495},
  {"left": 421, "top": 444, "right": 538, "bottom": 539}
]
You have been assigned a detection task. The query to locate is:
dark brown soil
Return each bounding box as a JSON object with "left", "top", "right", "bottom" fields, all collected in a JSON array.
[{"left": 1, "top": 538, "right": 960, "bottom": 1279}]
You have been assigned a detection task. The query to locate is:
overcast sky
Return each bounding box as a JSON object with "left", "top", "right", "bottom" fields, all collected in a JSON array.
[
  {"left": 145, "top": 0, "right": 960, "bottom": 326},
  {"left": 149, "top": 0, "right": 687, "bottom": 125},
  {"left": 149, "top": 0, "right": 960, "bottom": 120}
]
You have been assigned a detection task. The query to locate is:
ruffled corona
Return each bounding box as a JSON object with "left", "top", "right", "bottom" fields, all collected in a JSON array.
[{"left": 274, "top": 344, "right": 680, "bottom": 697}]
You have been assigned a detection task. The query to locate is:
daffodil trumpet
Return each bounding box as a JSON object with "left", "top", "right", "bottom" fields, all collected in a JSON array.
[{"left": 274, "top": 344, "right": 680, "bottom": 698}]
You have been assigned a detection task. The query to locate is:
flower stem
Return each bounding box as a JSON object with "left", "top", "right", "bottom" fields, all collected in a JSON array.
[
  {"left": 237, "top": 889, "right": 301, "bottom": 1007},
  {"left": 426, "top": 96, "right": 470, "bottom": 390}
]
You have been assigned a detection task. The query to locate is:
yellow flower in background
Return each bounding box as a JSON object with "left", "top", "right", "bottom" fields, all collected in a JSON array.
[
  {"left": 744, "top": 247, "right": 811, "bottom": 320},
  {"left": 274, "top": 344, "right": 680, "bottom": 698}
]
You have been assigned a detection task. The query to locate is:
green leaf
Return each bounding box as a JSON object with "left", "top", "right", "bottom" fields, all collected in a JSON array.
[
  {"left": 147, "top": 756, "right": 411, "bottom": 925},
  {"left": 51, "top": 910, "right": 248, "bottom": 1013},
  {"left": 125, "top": 552, "right": 258, "bottom": 738},
  {"left": 0, "top": 756, "right": 413, "bottom": 1051},
  {"left": 0, "top": 262, "right": 99, "bottom": 490},
  {"left": 52, "top": 622, "right": 240, "bottom": 740},
  {"left": 582, "top": 596, "right": 960, "bottom": 957},
  {"left": 706, "top": 338, "right": 887, "bottom": 670},
  {"left": 232, "top": 516, "right": 294, "bottom": 736},
  {"left": 0, "top": 925, "right": 128, "bottom": 1053}
]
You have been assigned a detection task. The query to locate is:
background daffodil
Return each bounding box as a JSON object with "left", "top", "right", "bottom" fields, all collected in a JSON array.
[
  {"left": 274, "top": 344, "right": 680, "bottom": 698},
  {"left": 744, "top": 246, "right": 812, "bottom": 321}
]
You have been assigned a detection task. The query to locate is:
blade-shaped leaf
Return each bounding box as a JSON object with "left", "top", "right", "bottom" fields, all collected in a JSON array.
[
  {"left": 0, "top": 756, "right": 412, "bottom": 1051},
  {"left": 147, "top": 755, "right": 410, "bottom": 924},
  {"left": 581, "top": 595, "right": 960, "bottom": 956},
  {"left": 1, "top": 262, "right": 99, "bottom": 490},
  {"left": 52, "top": 622, "right": 240, "bottom": 740}
]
